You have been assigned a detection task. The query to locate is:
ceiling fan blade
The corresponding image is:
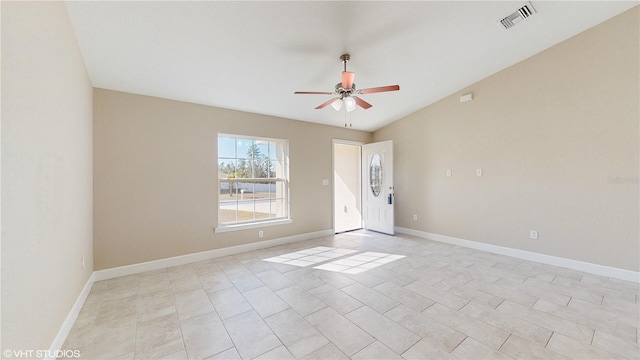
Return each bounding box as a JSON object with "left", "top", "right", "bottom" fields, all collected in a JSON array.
[
  {"left": 315, "top": 98, "right": 339, "bottom": 109},
  {"left": 358, "top": 85, "right": 400, "bottom": 94},
  {"left": 353, "top": 96, "right": 372, "bottom": 109},
  {"left": 342, "top": 71, "right": 355, "bottom": 89},
  {"left": 294, "top": 91, "right": 334, "bottom": 95}
]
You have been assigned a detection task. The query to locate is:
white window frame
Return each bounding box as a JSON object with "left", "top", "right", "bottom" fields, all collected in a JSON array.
[{"left": 215, "top": 134, "right": 291, "bottom": 233}]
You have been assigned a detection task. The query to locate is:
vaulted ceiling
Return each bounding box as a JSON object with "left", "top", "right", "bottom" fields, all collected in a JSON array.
[{"left": 65, "top": 1, "right": 636, "bottom": 131}]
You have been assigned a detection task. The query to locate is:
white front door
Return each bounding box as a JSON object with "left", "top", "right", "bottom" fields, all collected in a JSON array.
[{"left": 362, "top": 140, "right": 394, "bottom": 235}]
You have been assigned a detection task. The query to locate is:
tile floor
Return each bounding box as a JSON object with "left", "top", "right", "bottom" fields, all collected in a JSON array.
[{"left": 63, "top": 230, "right": 640, "bottom": 359}]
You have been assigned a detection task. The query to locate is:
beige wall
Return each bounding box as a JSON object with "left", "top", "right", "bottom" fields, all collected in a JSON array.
[
  {"left": 1, "top": 1, "right": 94, "bottom": 351},
  {"left": 94, "top": 89, "right": 371, "bottom": 270},
  {"left": 374, "top": 7, "right": 639, "bottom": 271},
  {"left": 334, "top": 143, "right": 362, "bottom": 233}
]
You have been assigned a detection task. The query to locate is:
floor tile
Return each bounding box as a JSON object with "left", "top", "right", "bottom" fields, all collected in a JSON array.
[
  {"left": 422, "top": 303, "right": 510, "bottom": 350},
  {"left": 305, "top": 307, "right": 375, "bottom": 356},
  {"left": 264, "top": 308, "right": 329, "bottom": 358},
  {"left": 242, "top": 285, "right": 290, "bottom": 318},
  {"left": 533, "top": 297, "right": 636, "bottom": 343},
  {"left": 385, "top": 305, "right": 466, "bottom": 352},
  {"left": 95, "top": 295, "right": 137, "bottom": 325},
  {"left": 135, "top": 313, "right": 184, "bottom": 359},
  {"left": 341, "top": 282, "right": 399, "bottom": 314},
  {"left": 174, "top": 288, "right": 215, "bottom": 321},
  {"left": 401, "top": 339, "right": 459, "bottom": 360},
  {"left": 546, "top": 332, "right": 619, "bottom": 359},
  {"left": 255, "top": 269, "right": 296, "bottom": 291},
  {"left": 254, "top": 345, "right": 295, "bottom": 360},
  {"left": 405, "top": 280, "right": 470, "bottom": 310},
  {"left": 465, "top": 279, "right": 538, "bottom": 308},
  {"left": 345, "top": 306, "right": 421, "bottom": 354},
  {"left": 199, "top": 272, "right": 234, "bottom": 294},
  {"left": 181, "top": 312, "right": 233, "bottom": 360},
  {"left": 207, "top": 287, "right": 253, "bottom": 320},
  {"left": 276, "top": 285, "right": 327, "bottom": 316},
  {"left": 591, "top": 329, "right": 640, "bottom": 360},
  {"left": 451, "top": 337, "right": 512, "bottom": 360},
  {"left": 373, "top": 281, "right": 434, "bottom": 312},
  {"left": 499, "top": 335, "right": 569, "bottom": 359},
  {"left": 158, "top": 349, "right": 187, "bottom": 360},
  {"left": 351, "top": 341, "right": 403, "bottom": 360},
  {"left": 307, "top": 283, "right": 363, "bottom": 315},
  {"left": 206, "top": 347, "right": 241, "bottom": 360},
  {"left": 310, "top": 270, "right": 356, "bottom": 289},
  {"left": 283, "top": 268, "right": 327, "bottom": 290},
  {"left": 300, "top": 343, "right": 349, "bottom": 360},
  {"left": 222, "top": 310, "right": 281, "bottom": 359},
  {"left": 62, "top": 230, "right": 639, "bottom": 360},
  {"left": 496, "top": 300, "right": 594, "bottom": 344},
  {"left": 461, "top": 301, "right": 552, "bottom": 347}
]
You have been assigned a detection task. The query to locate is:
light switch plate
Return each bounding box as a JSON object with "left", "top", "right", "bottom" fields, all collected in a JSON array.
[
  {"left": 446, "top": 169, "right": 452, "bottom": 177},
  {"left": 322, "top": 179, "right": 329, "bottom": 186}
]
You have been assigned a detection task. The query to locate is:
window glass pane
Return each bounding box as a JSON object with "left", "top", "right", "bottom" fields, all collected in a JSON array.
[
  {"left": 255, "top": 140, "right": 269, "bottom": 159},
  {"left": 255, "top": 195, "right": 271, "bottom": 219},
  {"left": 269, "top": 199, "right": 284, "bottom": 218},
  {"left": 268, "top": 142, "right": 278, "bottom": 161},
  {"left": 253, "top": 182, "right": 271, "bottom": 200},
  {"left": 236, "top": 200, "right": 254, "bottom": 222},
  {"left": 236, "top": 139, "right": 252, "bottom": 160},
  {"left": 273, "top": 159, "right": 284, "bottom": 178},
  {"left": 236, "top": 158, "right": 251, "bottom": 178},
  {"left": 218, "top": 159, "right": 236, "bottom": 178},
  {"left": 218, "top": 137, "right": 236, "bottom": 158},
  {"left": 271, "top": 181, "right": 284, "bottom": 200},
  {"left": 265, "top": 159, "right": 276, "bottom": 178},
  {"left": 253, "top": 158, "right": 270, "bottom": 179},
  {"left": 219, "top": 184, "right": 237, "bottom": 223}
]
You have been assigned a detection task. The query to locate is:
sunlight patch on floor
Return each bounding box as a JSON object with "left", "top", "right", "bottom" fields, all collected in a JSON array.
[
  {"left": 314, "top": 252, "right": 406, "bottom": 274},
  {"left": 263, "top": 247, "right": 405, "bottom": 274},
  {"left": 262, "top": 246, "right": 358, "bottom": 267}
]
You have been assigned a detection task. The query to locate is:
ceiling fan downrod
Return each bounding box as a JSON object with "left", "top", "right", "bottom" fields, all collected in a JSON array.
[{"left": 340, "top": 54, "right": 350, "bottom": 72}]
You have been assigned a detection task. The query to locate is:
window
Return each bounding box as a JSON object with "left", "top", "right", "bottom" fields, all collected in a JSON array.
[{"left": 216, "top": 134, "right": 290, "bottom": 231}]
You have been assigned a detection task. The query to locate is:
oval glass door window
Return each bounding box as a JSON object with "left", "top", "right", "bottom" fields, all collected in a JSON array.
[{"left": 370, "top": 153, "right": 383, "bottom": 197}]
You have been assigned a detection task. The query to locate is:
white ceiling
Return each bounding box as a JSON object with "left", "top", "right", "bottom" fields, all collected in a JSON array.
[{"left": 65, "top": 1, "right": 637, "bottom": 132}]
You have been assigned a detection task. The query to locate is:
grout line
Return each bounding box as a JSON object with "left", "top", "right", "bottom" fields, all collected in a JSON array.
[
  {"left": 544, "top": 331, "right": 554, "bottom": 348},
  {"left": 497, "top": 334, "right": 512, "bottom": 352},
  {"left": 449, "top": 335, "right": 468, "bottom": 354}
]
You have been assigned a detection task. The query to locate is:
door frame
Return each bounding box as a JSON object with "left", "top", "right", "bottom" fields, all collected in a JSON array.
[{"left": 332, "top": 139, "right": 364, "bottom": 234}]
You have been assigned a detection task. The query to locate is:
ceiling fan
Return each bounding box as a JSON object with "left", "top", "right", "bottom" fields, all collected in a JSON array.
[{"left": 294, "top": 54, "right": 400, "bottom": 113}]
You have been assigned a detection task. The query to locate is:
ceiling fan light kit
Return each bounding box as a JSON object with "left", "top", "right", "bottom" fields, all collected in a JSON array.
[{"left": 295, "top": 54, "right": 400, "bottom": 118}]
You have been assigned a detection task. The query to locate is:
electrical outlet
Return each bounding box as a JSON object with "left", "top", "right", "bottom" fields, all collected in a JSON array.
[
  {"left": 446, "top": 169, "right": 452, "bottom": 177},
  {"left": 259, "top": 230, "right": 264, "bottom": 238},
  {"left": 476, "top": 168, "right": 483, "bottom": 177},
  {"left": 413, "top": 214, "right": 418, "bottom": 221},
  {"left": 530, "top": 230, "right": 538, "bottom": 240}
]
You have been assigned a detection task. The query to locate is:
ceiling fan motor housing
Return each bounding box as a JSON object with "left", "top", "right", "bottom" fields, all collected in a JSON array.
[{"left": 335, "top": 82, "right": 356, "bottom": 98}]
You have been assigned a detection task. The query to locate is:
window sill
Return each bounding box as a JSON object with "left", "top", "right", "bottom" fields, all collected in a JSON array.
[{"left": 215, "top": 218, "right": 292, "bottom": 233}]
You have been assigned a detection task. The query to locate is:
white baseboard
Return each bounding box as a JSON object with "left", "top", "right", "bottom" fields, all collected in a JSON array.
[
  {"left": 49, "top": 229, "right": 332, "bottom": 356},
  {"left": 94, "top": 229, "right": 333, "bottom": 281},
  {"left": 395, "top": 226, "right": 640, "bottom": 283},
  {"left": 47, "top": 272, "right": 96, "bottom": 359}
]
